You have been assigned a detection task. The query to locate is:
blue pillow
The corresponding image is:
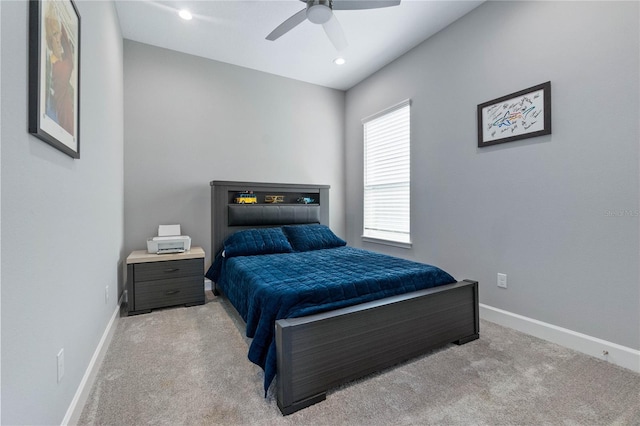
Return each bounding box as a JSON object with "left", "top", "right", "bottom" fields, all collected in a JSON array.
[
  {"left": 223, "top": 228, "right": 293, "bottom": 258},
  {"left": 282, "top": 224, "right": 346, "bottom": 252}
]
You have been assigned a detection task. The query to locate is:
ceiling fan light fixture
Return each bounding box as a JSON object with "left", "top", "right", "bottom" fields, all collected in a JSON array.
[
  {"left": 307, "top": 1, "right": 332, "bottom": 24},
  {"left": 267, "top": 0, "right": 401, "bottom": 49},
  {"left": 178, "top": 9, "right": 193, "bottom": 20}
]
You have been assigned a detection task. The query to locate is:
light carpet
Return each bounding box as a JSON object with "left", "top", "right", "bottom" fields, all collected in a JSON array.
[{"left": 78, "top": 292, "right": 640, "bottom": 425}]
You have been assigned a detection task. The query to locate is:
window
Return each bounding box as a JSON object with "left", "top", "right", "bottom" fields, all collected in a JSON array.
[{"left": 362, "top": 100, "right": 411, "bottom": 246}]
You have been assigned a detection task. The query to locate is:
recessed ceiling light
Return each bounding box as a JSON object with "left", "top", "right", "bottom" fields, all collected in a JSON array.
[
  {"left": 333, "top": 57, "right": 346, "bottom": 65},
  {"left": 179, "top": 9, "right": 193, "bottom": 20}
]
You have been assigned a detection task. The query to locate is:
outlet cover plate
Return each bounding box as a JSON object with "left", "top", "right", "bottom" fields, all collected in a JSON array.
[
  {"left": 57, "top": 349, "right": 64, "bottom": 383},
  {"left": 497, "top": 273, "right": 507, "bottom": 288}
]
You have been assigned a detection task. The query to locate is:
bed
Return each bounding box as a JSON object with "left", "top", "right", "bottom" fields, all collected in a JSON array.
[{"left": 209, "top": 181, "right": 479, "bottom": 415}]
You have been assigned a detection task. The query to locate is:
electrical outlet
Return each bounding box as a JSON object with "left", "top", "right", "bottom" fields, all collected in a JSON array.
[
  {"left": 57, "top": 349, "right": 64, "bottom": 383},
  {"left": 497, "top": 273, "right": 507, "bottom": 289},
  {"left": 105, "top": 285, "right": 109, "bottom": 303}
]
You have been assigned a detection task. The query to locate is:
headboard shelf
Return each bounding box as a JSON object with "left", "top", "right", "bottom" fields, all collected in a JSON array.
[
  {"left": 225, "top": 191, "right": 320, "bottom": 206},
  {"left": 210, "top": 181, "right": 330, "bottom": 256}
]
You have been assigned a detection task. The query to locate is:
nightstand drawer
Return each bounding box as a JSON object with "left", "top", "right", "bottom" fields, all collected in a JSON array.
[
  {"left": 134, "top": 258, "right": 202, "bottom": 282},
  {"left": 134, "top": 276, "right": 204, "bottom": 311}
]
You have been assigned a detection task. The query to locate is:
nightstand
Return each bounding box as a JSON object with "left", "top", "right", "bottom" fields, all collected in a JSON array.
[{"left": 125, "top": 247, "right": 205, "bottom": 315}]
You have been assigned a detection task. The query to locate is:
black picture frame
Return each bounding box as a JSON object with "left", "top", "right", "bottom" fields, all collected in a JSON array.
[
  {"left": 29, "top": 0, "right": 81, "bottom": 159},
  {"left": 477, "top": 81, "right": 551, "bottom": 148}
]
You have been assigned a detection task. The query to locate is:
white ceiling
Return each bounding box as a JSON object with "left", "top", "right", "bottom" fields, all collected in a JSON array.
[{"left": 114, "top": 0, "right": 484, "bottom": 91}]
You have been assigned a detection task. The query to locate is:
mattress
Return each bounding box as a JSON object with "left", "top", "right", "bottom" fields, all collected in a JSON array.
[{"left": 207, "top": 245, "right": 456, "bottom": 393}]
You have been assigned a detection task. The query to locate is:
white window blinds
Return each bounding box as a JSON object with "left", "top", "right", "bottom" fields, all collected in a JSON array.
[{"left": 363, "top": 100, "right": 411, "bottom": 244}]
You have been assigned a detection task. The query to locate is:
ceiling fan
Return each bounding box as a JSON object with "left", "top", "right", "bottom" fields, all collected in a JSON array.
[{"left": 266, "top": 0, "right": 401, "bottom": 51}]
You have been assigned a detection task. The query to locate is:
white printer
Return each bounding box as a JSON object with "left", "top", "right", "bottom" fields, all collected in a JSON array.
[{"left": 147, "top": 224, "right": 191, "bottom": 254}]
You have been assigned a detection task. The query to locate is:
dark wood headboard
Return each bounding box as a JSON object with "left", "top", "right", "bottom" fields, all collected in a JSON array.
[{"left": 210, "top": 181, "right": 330, "bottom": 256}]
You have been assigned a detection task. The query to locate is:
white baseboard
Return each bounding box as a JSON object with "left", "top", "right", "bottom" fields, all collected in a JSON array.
[
  {"left": 479, "top": 304, "right": 640, "bottom": 374},
  {"left": 205, "top": 278, "right": 212, "bottom": 291},
  {"left": 61, "top": 302, "right": 121, "bottom": 425}
]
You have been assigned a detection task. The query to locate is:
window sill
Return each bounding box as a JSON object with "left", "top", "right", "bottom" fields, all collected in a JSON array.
[{"left": 361, "top": 236, "right": 412, "bottom": 249}]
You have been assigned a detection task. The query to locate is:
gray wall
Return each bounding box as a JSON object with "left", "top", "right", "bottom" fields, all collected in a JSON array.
[
  {"left": 1, "top": 1, "right": 124, "bottom": 424},
  {"left": 345, "top": 1, "right": 639, "bottom": 349},
  {"left": 123, "top": 41, "right": 346, "bottom": 267}
]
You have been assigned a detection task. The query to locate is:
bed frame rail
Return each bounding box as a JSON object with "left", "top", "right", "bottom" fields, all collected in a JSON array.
[{"left": 275, "top": 279, "right": 479, "bottom": 415}]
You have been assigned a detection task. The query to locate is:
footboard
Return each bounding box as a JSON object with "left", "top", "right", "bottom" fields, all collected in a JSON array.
[{"left": 275, "top": 280, "right": 479, "bottom": 415}]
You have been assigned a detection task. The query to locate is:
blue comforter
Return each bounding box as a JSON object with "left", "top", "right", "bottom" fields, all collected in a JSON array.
[{"left": 206, "top": 246, "right": 456, "bottom": 393}]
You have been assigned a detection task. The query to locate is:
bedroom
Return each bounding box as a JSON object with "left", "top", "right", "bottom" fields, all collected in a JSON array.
[{"left": 1, "top": 0, "right": 638, "bottom": 424}]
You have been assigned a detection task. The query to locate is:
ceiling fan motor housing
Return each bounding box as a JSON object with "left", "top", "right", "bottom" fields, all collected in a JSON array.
[{"left": 307, "top": 0, "right": 333, "bottom": 24}]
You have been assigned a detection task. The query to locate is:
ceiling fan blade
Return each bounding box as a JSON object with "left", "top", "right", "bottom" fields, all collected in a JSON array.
[
  {"left": 266, "top": 8, "right": 308, "bottom": 41},
  {"left": 332, "top": 0, "right": 401, "bottom": 11},
  {"left": 322, "top": 14, "right": 348, "bottom": 51}
]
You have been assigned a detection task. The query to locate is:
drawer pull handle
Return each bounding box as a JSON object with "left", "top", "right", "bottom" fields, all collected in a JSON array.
[
  {"left": 165, "top": 290, "right": 180, "bottom": 296},
  {"left": 164, "top": 268, "right": 180, "bottom": 273}
]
